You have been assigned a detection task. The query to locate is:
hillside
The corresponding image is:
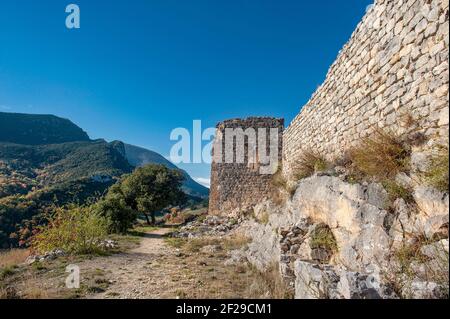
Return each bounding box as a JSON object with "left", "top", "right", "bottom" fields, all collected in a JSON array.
[
  {"left": 0, "top": 140, "right": 132, "bottom": 198},
  {"left": 0, "top": 112, "right": 90, "bottom": 145},
  {"left": 123, "top": 144, "right": 209, "bottom": 198},
  {"left": 0, "top": 111, "right": 208, "bottom": 247}
]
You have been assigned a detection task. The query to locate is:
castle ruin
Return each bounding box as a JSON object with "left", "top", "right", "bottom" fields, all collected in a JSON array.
[{"left": 209, "top": 0, "right": 449, "bottom": 216}]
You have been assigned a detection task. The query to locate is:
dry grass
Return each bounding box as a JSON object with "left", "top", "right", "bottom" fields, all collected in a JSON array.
[
  {"left": 21, "top": 279, "right": 50, "bottom": 299},
  {"left": 165, "top": 208, "right": 208, "bottom": 225},
  {"left": 382, "top": 180, "right": 414, "bottom": 204},
  {"left": 271, "top": 167, "right": 288, "bottom": 189},
  {"left": 0, "top": 285, "right": 18, "bottom": 299},
  {"left": 181, "top": 235, "right": 251, "bottom": 253},
  {"left": 270, "top": 166, "right": 293, "bottom": 206},
  {"left": 243, "top": 263, "right": 294, "bottom": 299},
  {"left": 423, "top": 145, "right": 449, "bottom": 193},
  {"left": 348, "top": 129, "right": 410, "bottom": 181},
  {"left": 292, "top": 150, "right": 329, "bottom": 181},
  {"left": 257, "top": 211, "right": 270, "bottom": 225},
  {"left": 0, "top": 249, "right": 30, "bottom": 269},
  {"left": 385, "top": 235, "right": 449, "bottom": 299},
  {"left": 164, "top": 237, "right": 187, "bottom": 249}
]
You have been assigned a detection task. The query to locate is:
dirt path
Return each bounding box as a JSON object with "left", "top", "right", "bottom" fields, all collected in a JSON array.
[
  {"left": 6, "top": 227, "right": 266, "bottom": 299},
  {"left": 82, "top": 227, "right": 186, "bottom": 299}
]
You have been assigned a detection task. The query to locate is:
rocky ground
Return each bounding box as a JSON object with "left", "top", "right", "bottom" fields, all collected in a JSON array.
[{"left": 243, "top": 171, "right": 449, "bottom": 299}]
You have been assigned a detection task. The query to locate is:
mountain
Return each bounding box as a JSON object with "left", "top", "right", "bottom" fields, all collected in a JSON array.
[
  {"left": 0, "top": 112, "right": 208, "bottom": 200},
  {"left": 0, "top": 112, "right": 90, "bottom": 145},
  {"left": 123, "top": 144, "right": 209, "bottom": 198}
]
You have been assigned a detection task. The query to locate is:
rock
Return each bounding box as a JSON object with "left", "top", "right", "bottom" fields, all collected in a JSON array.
[
  {"left": 280, "top": 229, "right": 290, "bottom": 237},
  {"left": 294, "top": 261, "right": 340, "bottom": 299},
  {"left": 291, "top": 176, "right": 392, "bottom": 271},
  {"left": 25, "top": 249, "right": 66, "bottom": 264},
  {"left": 409, "top": 281, "right": 445, "bottom": 299},
  {"left": 420, "top": 239, "right": 449, "bottom": 260},
  {"left": 297, "top": 238, "right": 313, "bottom": 261},
  {"left": 414, "top": 186, "right": 449, "bottom": 217},
  {"left": 242, "top": 172, "right": 449, "bottom": 299},
  {"left": 25, "top": 256, "right": 40, "bottom": 265},
  {"left": 290, "top": 244, "right": 300, "bottom": 255},
  {"left": 337, "top": 272, "right": 383, "bottom": 299},
  {"left": 200, "top": 245, "right": 222, "bottom": 254},
  {"left": 224, "top": 248, "right": 247, "bottom": 266},
  {"left": 411, "top": 151, "right": 430, "bottom": 173},
  {"left": 366, "top": 183, "right": 389, "bottom": 209},
  {"left": 280, "top": 243, "right": 290, "bottom": 253},
  {"left": 310, "top": 248, "right": 331, "bottom": 263}
]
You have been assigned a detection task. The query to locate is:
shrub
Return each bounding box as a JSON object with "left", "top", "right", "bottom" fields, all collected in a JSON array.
[
  {"left": 310, "top": 224, "right": 338, "bottom": 253},
  {"left": 423, "top": 145, "right": 449, "bottom": 193},
  {"left": 348, "top": 129, "right": 410, "bottom": 181},
  {"left": 31, "top": 205, "right": 110, "bottom": 255},
  {"left": 292, "top": 150, "right": 329, "bottom": 180},
  {"left": 93, "top": 189, "right": 137, "bottom": 234}
]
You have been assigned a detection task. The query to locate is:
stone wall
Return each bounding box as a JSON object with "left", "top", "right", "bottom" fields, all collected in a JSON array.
[
  {"left": 283, "top": 0, "right": 449, "bottom": 174},
  {"left": 209, "top": 117, "right": 284, "bottom": 216}
]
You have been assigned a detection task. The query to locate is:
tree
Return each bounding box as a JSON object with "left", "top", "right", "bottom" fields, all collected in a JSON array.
[
  {"left": 94, "top": 185, "right": 137, "bottom": 233},
  {"left": 120, "top": 165, "right": 186, "bottom": 224},
  {"left": 97, "top": 164, "right": 186, "bottom": 229}
]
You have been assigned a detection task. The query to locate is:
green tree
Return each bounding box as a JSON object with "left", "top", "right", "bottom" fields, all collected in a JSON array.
[
  {"left": 94, "top": 185, "right": 137, "bottom": 233},
  {"left": 120, "top": 165, "right": 186, "bottom": 225},
  {"left": 97, "top": 164, "right": 186, "bottom": 230}
]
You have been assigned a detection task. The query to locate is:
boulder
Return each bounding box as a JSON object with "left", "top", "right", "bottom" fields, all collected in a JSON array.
[
  {"left": 337, "top": 271, "right": 383, "bottom": 299},
  {"left": 294, "top": 261, "right": 340, "bottom": 299}
]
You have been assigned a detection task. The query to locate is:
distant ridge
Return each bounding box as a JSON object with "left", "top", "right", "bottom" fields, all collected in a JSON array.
[{"left": 0, "top": 111, "right": 90, "bottom": 145}]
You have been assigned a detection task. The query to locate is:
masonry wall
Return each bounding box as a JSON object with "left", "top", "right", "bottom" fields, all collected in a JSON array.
[
  {"left": 209, "top": 117, "right": 284, "bottom": 216},
  {"left": 283, "top": 0, "right": 449, "bottom": 173}
]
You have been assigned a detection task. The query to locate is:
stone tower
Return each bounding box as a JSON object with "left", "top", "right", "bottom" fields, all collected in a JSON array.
[{"left": 209, "top": 117, "right": 284, "bottom": 216}]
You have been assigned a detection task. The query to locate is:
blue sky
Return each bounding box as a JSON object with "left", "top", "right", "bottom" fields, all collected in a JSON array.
[{"left": 0, "top": 0, "right": 372, "bottom": 186}]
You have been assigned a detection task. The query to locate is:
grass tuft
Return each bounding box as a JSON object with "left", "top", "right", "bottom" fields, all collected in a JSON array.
[
  {"left": 423, "top": 145, "right": 449, "bottom": 193},
  {"left": 309, "top": 224, "right": 338, "bottom": 254},
  {"left": 348, "top": 129, "right": 410, "bottom": 181},
  {"left": 292, "top": 150, "right": 329, "bottom": 180}
]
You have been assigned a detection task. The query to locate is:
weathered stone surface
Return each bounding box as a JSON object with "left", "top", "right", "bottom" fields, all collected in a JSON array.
[
  {"left": 242, "top": 171, "right": 448, "bottom": 299},
  {"left": 289, "top": 176, "right": 391, "bottom": 271},
  {"left": 413, "top": 186, "right": 449, "bottom": 237},
  {"left": 200, "top": 245, "right": 222, "bottom": 254},
  {"left": 420, "top": 239, "right": 449, "bottom": 260},
  {"left": 337, "top": 271, "right": 383, "bottom": 299},
  {"left": 209, "top": 117, "right": 284, "bottom": 216},
  {"left": 294, "top": 261, "right": 340, "bottom": 299},
  {"left": 409, "top": 281, "right": 446, "bottom": 299}
]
